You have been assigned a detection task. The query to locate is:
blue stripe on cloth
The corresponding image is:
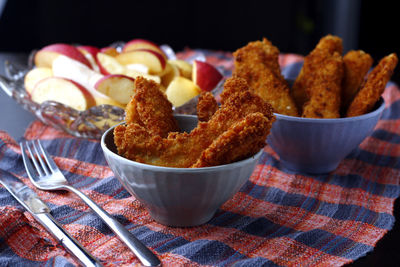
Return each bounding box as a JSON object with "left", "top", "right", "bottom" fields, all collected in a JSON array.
[
  {"left": 260, "top": 150, "right": 400, "bottom": 195},
  {"left": 346, "top": 149, "right": 400, "bottom": 169},
  {"left": 39, "top": 139, "right": 108, "bottom": 166},
  {"left": 231, "top": 257, "right": 281, "bottom": 267},
  {"left": 293, "top": 229, "right": 372, "bottom": 260},
  {"left": 239, "top": 182, "right": 394, "bottom": 229},
  {"left": 168, "top": 239, "right": 247, "bottom": 266},
  {"left": 59, "top": 171, "right": 131, "bottom": 199},
  {"left": 371, "top": 129, "right": 400, "bottom": 144},
  {"left": 381, "top": 99, "right": 400, "bottom": 120},
  {"left": 0, "top": 244, "right": 75, "bottom": 267},
  {"left": 210, "top": 211, "right": 374, "bottom": 259}
]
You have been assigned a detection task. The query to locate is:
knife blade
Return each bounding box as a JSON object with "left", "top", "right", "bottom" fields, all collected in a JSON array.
[{"left": 0, "top": 169, "right": 103, "bottom": 267}]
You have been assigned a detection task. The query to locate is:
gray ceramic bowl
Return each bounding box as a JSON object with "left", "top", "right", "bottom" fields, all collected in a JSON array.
[
  {"left": 101, "top": 115, "right": 262, "bottom": 227},
  {"left": 267, "top": 98, "right": 385, "bottom": 174}
]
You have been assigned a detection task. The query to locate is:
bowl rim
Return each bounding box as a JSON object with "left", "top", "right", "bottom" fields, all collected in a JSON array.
[
  {"left": 101, "top": 114, "right": 263, "bottom": 172},
  {"left": 273, "top": 97, "right": 385, "bottom": 123}
]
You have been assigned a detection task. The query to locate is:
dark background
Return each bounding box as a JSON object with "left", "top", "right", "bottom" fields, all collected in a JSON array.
[
  {"left": 0, "top": 0, "right": 399, "bottom": 266},
  {"left": 0, "top": 0, "right": 399, "bottom": 83}
]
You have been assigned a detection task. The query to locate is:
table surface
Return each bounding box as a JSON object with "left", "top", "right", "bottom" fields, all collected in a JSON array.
[{"left": 0, "top": 52, "right": 399, "bottom": 266}]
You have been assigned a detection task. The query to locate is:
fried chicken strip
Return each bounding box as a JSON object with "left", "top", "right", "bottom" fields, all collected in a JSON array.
[
  {"left": 233, "top": 38, "right": 298, "bottom": 116},
  {"left": 191, "top": 113, "right": 270, "bottom": 167},
  {"left": 197, "top": 92, "right": 219, "bottom": 122},
  {"left": 347, "top": 53, "right": 398, "bottom": 117},
  {"left": 301, "top": 51, "right": 344, "bottom": 118},
  {"left": 125, "top": 76, "right": 179, "bottom": 137},
  {"left": 292, "top": 35, "right": 343, "bottom": 112},
  {"left": 341, "top": 50, "right": 373, "bottom": 113},
  {"left": 114, "top": 78, "right": 275, "bottom": 168}
]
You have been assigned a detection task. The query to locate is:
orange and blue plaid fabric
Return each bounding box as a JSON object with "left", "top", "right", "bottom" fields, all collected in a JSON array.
[{"left": 0, "top": 50, "right": 399, "bottom": 266}]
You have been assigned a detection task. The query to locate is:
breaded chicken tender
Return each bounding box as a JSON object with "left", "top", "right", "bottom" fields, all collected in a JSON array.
[
  {"left": 125, "top": 76, "right": 179, "bottom": 137},
  {"left": 197, "top": 92, "right": 218, "bottom": 122},
  {"left": 233, "top": 38, "right": 298, "bottom": 116},
  {"left": 341, "top": 50, "right": 373, "bottom": 113},
  {"left": 191, "top": 113, "right": 271, "bottom": 167},
  {"left": 302, "top": 51, "right": 344, "bottom": 118},
  {"left": 114, "top": 78, "right": 275, "bottom": 168},
  {"left": 347, "top": 53, "right": 398, "bottom": 117},
  {"left": 292, "top": 35, "right": 343, "bottom": 112}
]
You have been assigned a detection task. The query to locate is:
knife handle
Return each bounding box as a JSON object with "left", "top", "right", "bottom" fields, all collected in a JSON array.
[{"left": 35, "top": 213, "right": 103, "bottom": 267}]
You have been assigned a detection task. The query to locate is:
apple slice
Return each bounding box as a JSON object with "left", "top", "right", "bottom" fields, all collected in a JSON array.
[
  {"left": 168, "top": 59, "right": 193, "bottom": 79},
  {"left": 94, "top": 75, "right": 135, "bottom": 104},
  {"left": 100, "top": 47, "right": 119, "bottom": 57},
  {"left": 52, "top": 55, "right": 103, "bottom": 92},
  {"left": 116, "top": 49, "right": 166, "bottom": 74},
  {"left": 24, "top": 67, "right": 53, "bottom": 95},
  {"left": 165, "top": 77, "right": 201, "bottom": 107},
  {"left": 34, "top": 43, "right": 92, "bottom": 69},
  {"left": 97, "top": 53, "right": 160, "bottom": 83},
  {"left": 192, "top": 60, "right": 223, "bottom": 92},
  {"left": 31, "top": 77, "right": 95, "bottom": 111},
  {"left": 77, "top": 45, "right": 100, "bottom": 72},
  {"left": 122, "top": 39, "right": 166, "bottom": 57},
  {"left": 161, "top": 62, "right": 180, "bottom": 87}
]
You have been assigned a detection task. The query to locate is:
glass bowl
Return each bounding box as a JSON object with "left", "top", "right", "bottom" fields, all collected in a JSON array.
[{"left": 0, "top": 43, "right": 225, "bottom": 139}]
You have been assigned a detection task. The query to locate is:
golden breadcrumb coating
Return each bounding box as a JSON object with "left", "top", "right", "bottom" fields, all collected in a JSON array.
[
  {"left": 197, "top": 92, "right": 219, "bottom": 122},
  {"left": 124, "top": 76, "right": 179, "bottom": 137},
  {"left": 191, "top": 113, "right": 271, "bottom": 167},
  {"left": 292, "top": 35, "right": 343, "bottom": 112},
  {"left": 301, "top": 51, "right": 344, "bottom": 118},
  {"left": 114, "top": 77, "right": 275, "bottom": 168},
  {"left": 233, "top": 38, "right": 298, "bottom": 116},
  {"left": 347, "top": 53, "right": 398, "bottom": 117},
  {"left": 341, "top": 50, "right": 373, "bottom": 113}
]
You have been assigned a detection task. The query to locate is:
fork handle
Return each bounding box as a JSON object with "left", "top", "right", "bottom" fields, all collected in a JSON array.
[
  {"left": 64, "top": 185, "right": 161, "bottom": 267},
  {"left": 35, "top": 213, "right": 103, "bottom": 267}
]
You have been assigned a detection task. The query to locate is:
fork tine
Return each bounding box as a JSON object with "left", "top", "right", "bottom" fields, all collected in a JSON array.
[
  {"left": 36, "top": 140, "right": 59, "bottom": 172},
  {"left": 31, "top": 140, "right": 51, "bottom": 175},
  {"left": 24, "top": 141, "right": 45, "bottom": 176},
  {"left": 20, "top": 142, "right": 39, "bottom": 180}
]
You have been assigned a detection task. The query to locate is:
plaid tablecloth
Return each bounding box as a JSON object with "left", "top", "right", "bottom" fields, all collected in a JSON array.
[{"left": 0, "top": 50, "right": 399, "bottom": 266}]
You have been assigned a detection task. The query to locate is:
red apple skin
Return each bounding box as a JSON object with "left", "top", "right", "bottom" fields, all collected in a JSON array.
[
  {"left": 193, "top": 60, "right": 223, "bottom": 92},
  {"left": 31, "top": 77, "right": 96, "bottom": 109},
  {"left": 100, "top": 47, "right": 119, "bottom": 57},
  {"left": 35, "top": 43, "right": 92, "bottom": 69},
  {"left": 117, "top": 49, "right": 166, "bottom": 71},
  {"left": 94, "top": 74, "right": 135, "bottom": 88},
  {"left": 77, "top": 45, "right": 100, "bottom": 58}
]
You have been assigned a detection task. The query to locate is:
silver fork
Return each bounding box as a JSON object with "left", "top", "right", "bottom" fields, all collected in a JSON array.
[{"left": 20, "top": 140, "right": 161, "bottom": 267}]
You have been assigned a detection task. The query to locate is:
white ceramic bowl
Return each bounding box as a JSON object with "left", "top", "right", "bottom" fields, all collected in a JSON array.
[
  {"left": 267, "top": 98, "right": 385, "bottom": 174},
  {"left": 101, "top": 115, "right": 262, "bottom": 227}
]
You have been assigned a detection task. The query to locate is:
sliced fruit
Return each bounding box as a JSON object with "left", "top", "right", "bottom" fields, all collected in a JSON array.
[
  {"left": 31, "top": 77, "right": 95, "bottom": 111},
  {"left": 97, "top": 53, "right": 160, "bottom": 83},
  {"left": 52, "top": 55, "right": 103, "bottom": 92},
  {"left": 192, "top": 60, "right": 223, "bottom": 92},
  {"left": 125, "top": 63, "right": 149, "bottom": 74},
  {"left": 94, "top": 74, "right": 135, "bottom": 104},
  {"left": 115, "top": 49, "right": 166, "bottom": 74},
  {"left": 168, "top": 59, "right": 193, "bottom": 79},
  {"left": 34, "top": 43, "right": 92, "bottom": 69},
  {"left": 161, "top": 62, "right": 180, "bottom": 87},
  {"left": 77, "top": 45, "right": 100, "bottom": 72},
  {"left": 123, "top": 39, "right": 166, "bottom": 57},
  {"left": 165, "top": 77, "right": 201, "bottom": 107},
  {"left": 100, "top": 47, "right": 119, "bottom": 57},
  {"left": 24, "top": 67, "right": 53, "bottom": 95}
]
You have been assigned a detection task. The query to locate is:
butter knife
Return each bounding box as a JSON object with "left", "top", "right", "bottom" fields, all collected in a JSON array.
[{"left": 0, "top": 169, "right": 103, "bottom": 267}]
